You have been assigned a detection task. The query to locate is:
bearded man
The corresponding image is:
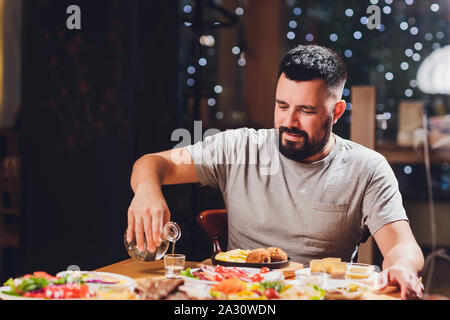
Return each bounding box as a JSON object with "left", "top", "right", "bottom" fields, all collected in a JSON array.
[{"left": 127, "top": 45, "right": 424, "bottom": 299}]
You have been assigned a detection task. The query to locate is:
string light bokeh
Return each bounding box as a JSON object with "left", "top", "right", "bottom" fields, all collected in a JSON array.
[{"left": 177, "top": 0, "right": 449, "bottom": 201}]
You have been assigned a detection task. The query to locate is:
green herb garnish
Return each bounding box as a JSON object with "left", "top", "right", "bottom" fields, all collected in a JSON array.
[
  {"left": 180, "top": 268, "right": 199, "bottom": 279},
  {"left": 260, "top": 281, "right": 285, "bottom": 292},
  {"left": 3, "top": 276, "right": 49, "bottom": 296}
]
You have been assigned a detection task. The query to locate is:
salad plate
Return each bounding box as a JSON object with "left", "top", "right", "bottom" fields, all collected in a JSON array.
[
  {"left": 0, "top": 286, "right": 48, "bottom": 300},
  {"left": 0, "top": 284, "right": 94, "bottom": 300},
  {"left": 180, "top": 265, "right": 284, "bottom": 286},
  {"left": 0, "top": 271, "right": 136, "bottom": 300},
  {"left": 56, "top": 271, "right": 136, "bottom": 289}
]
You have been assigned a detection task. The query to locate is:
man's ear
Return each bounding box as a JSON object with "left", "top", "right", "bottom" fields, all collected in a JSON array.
[{"left": 332, "top": 100, "right": 346, "bottom": 124}]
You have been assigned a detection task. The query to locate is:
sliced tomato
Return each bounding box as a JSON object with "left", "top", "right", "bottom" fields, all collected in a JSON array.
[
  {"left": 79, "top": 284, "right": 92, "bottom": 297},
  {"left": 232, "top": 267, "right": 247, "bottom": 276},
  {"left": 214, "top": 274, "right": 224, "bottom": 282},
  {"left": 33, "top": 271, "right": 56, "bottom": 279},
  {"left": 264, "top": 288, "right": 280, "bottom": 299},
  {"left": 250, "top": 273, "right": 263, "bottom": 282},
  {"left": 23, "top": 290, "right": 46, "bottom": 298},
  {"left": 251, "top": 289, "right": 262, "bottom": 296},
  {"left": 43, "top": 284, "right": 94, "bottom": 299},
  {"left": 260, "top": 267, "right": 270, "bottom": 274},
  {"left": 214, "top": 265, "right": 225, "bottom": 273}
]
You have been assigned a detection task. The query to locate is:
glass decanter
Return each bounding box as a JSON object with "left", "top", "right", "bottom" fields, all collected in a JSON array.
[{"left": 124, "top": 221, "right": 181, "bottom": 262}]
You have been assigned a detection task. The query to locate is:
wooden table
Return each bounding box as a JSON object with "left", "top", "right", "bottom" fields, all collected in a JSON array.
[{"left": 96, "top": 258, "right": 401, "bottom": 300}]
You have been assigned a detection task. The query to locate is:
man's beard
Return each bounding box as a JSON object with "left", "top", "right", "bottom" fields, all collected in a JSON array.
[{"left": 278, "top": 116, "right": 333, "bottom": 163}]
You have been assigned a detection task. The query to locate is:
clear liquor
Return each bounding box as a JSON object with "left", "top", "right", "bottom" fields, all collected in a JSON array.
[{"left": 165, "top": 265, "right": 184, "bottom": 279}]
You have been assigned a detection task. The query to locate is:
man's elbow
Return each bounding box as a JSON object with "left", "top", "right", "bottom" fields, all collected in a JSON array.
[{"left": 133, "top": 154, "right": 152, "bottom": 170}]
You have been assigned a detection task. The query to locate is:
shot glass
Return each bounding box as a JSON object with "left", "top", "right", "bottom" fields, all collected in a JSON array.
[{"left": 164, "top": 254, "right": 185, "bottom": 279}]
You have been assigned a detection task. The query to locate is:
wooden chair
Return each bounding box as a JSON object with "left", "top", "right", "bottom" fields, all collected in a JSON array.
[{"left": 196, "top": 209, "right": 227, "bottom": 256}]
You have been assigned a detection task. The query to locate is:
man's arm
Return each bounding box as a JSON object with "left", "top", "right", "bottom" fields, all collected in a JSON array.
[
  {"left": 127, "top": 148, "right": 198, "bottom": 253},
  {"left": 131, "top": 148, "right": 199, "bottom": 191},
  {"left": 373, "top": 220, "right": 425, "bottom": 299}
]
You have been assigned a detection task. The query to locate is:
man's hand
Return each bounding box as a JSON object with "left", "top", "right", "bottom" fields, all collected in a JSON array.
[
  {"left": 377, "top": 265, "right": 424, "bottom": 300},
  {"left": 126, "top": 182, "right": 170, "bottom": 253},
  {"left": 127, "top": 148, "right": 198, "bottom": 253},
  {"left": 373, "top": 221, "right": 425, "bottom": 299}
]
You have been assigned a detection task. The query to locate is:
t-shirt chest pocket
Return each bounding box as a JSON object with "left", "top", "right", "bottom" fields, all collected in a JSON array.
[
  {"left": 313, "top": 203, "right": 348, "bottom": 212},
  {"left": 303, "top": 202, "right": 348, "bottom": 242}
]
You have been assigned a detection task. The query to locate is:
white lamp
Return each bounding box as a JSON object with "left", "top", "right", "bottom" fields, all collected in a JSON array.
[{"left": 417, "top": 45, "right": 450, "bottom": 95}]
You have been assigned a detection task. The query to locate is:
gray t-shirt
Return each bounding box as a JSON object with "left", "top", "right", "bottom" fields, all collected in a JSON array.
[{"left": 186, "top": 128, "right": 408, "bottom": 264}]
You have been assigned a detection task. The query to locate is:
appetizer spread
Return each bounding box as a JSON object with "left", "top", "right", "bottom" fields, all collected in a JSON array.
[
  {"left": 0, "top": 257, "right": 380, "bottom": 300},
  {"left": 133, "top": 277, "right": 325, "bottom": 300}
]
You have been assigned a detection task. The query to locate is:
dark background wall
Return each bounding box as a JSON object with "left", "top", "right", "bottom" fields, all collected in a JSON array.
[{"left": 13, "top": 0, "right": 220, "bottom": 279}]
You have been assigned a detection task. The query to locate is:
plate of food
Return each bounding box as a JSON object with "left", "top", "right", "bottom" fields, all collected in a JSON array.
[
  {"left": 0, "top": 271, "right": 96, "bottom": 300},
  {"left": 56, "top": 271, "right": 137, "bottom": 290},
  {"left": 179, "top": 264, "right": 284, "bottom": 285},
  {"left": 212, "top": 247, "right": 290, "bottom": 269},
  {"left": 0, "top": 270, "right": 137, "bottom": 300},
  {"left": 293, "top": 258, "right": 378, "bottom": 299},
  {"left": 323, "top": 283, "right": 368, "bottom": 300},
  {"left": 209, "top": 278, "right": 325, "bottom": 300}
]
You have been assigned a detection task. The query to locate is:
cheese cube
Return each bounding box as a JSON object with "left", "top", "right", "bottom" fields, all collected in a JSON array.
[
  {"left": 322, "top": 257, "right": 341, "bottom": 273},
  {"left": 330, "top": 262, "right": 347, "bottom": 279},
  {"left": 309, "top": 260, "right": 325, "bottom": 273}
]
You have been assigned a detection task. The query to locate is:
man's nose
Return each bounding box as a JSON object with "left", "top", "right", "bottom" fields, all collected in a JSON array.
[{"left": 284, "top": 109, "right": 299, "bottom": 128}]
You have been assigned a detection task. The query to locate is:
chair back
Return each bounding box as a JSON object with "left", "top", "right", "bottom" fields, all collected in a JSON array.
[{"left": 196, "top": 209, "right": 227, "bottom": 256}]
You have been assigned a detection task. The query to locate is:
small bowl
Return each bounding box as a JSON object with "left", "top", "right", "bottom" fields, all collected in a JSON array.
[{"left": 296, "top": 273, "right": 327, "bottom": 287}]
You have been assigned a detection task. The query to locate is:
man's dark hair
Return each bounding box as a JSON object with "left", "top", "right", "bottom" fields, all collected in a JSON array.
[{"left": 278, "top": 45, "right": 347, "bottom": 91}]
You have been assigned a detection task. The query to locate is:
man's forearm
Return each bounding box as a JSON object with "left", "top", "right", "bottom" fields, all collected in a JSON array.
[
  {"left": 382, "top": 241, "right": 424, "bottom": 275},
  {"left": 130, "top": 154, "right": 169, "bottom": 193}
]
